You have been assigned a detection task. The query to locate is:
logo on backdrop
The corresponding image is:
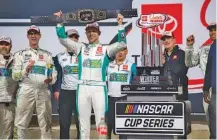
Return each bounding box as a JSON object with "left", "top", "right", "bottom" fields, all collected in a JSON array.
[
  {"left": 140, "top": 4, "right": 183, "bottom": 44},
  {"left": 136, "top": 13, "right": 168, "bottom": 28}
]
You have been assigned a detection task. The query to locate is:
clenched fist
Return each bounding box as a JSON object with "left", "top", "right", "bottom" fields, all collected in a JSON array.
[
  {"left": 117, "top": 13, "right": 124, "bottom": 25},
  {"left": 186, "top": 35, "right": 195, "bottom": 47},
  {"left": 26, "top": 60, "right": 35, "bottom": 73},
  {"left": 54, "top": 10, "right": 62, "bottom": 17}
]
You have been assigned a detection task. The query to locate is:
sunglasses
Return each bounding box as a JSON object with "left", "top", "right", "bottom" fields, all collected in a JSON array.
[
  {"left": 0, "top": 41, "right": 10, "bottom": 46},
  {"left": 68, "top": 34, "right": 79, "bottom": 39},
  {"left": 27, "top": 32, "right": 40, "bottom": 35}
]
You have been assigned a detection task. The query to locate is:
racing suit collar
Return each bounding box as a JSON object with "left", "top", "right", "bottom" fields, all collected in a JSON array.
[
  {"left": 2, "top": 53, "right": 13, "bottom": 68},
  {"left": 89, "top": 41, "right": 100, "bottom": 46},
  {"left": 30, "top": 47, "right": 40, "bottom": 53},
  {"left": 114, "top": 58, "right": 128, "bottom": 65},
  {"left": 66, "top": 51, "right": 75, "bottom": 56}
]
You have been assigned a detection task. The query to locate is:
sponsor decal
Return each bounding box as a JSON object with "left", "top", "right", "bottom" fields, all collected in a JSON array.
[
  {"left": 173, "top": 55, "right": 178, "bottom": 60},
  {"left": 75, "top": 58, "right": 78, "bottom": 63},
  {"left": 121, "top": 32, "right": 125, "bottom": 40},
  {"left": 136, "top": 13, "right": 168, "bottom": 28},
  {"left": 150, "top": 70, "right": 160, "bottom": 75},
  {"left": 125, "top": 104, "right": 174, "bottom": 114},
  {"left": 150, "top": 86, "right": 162, "bottom": 90},
  {"left": 0, "top": 68, "right": 10, "bottom": 76},
  {"left": 109, "top": 65, "right": 115, "bottom": 68},
  {"left": 62, "top": 58, "right": 67, "bottom": 62},
  {"left": 96, "top": 46, "right": 103, "bottom": 55},
  {"left": 39, "top": 55, "right": 44, "bottom": 60},
  {"left": 63, "top": 66, "right": 78, "bottom": 74},
  {"left": 136, "top": 87, "right": 146, "bottom": 91},
  {"left": 82, "top": 59, "right": 102, "bottom": 68},
  {"left": 24, "top": 54, "right": 31, "bottom": 61},
  {"left": 31, "top": 65, "right": 46, "bottom": 75},
  {"left": 109, "top": 73, "right": 128, "bottom": 82},
  {"left": 122, "top": 86, "right": 130, "bottom": 91},
  {"left": 84, "top": 47, "right": 90, "bottom": 55},
  {"left": 122, "top": 65, "right": 128, "bottom": 71}
]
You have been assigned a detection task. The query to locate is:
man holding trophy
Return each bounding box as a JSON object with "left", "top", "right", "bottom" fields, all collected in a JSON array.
[{"left": 54, "top": 10, "right": 127, "bottom": 139}]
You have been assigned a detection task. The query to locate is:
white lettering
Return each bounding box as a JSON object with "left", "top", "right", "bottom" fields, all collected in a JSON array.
[{"left": 135, "top": 105, "right": 174, "bottom": 114}]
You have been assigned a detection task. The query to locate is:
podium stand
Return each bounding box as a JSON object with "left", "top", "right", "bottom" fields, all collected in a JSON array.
[{"left": 114, "top": 67, "right": 191, "bottom": 139}]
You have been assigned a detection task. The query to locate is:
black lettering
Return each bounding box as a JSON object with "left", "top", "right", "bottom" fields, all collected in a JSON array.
[
  {"left": 163, "top": 119, "right": 169, "bottom": 127},
  {"left": 136, "top": 119, "right": 142, "bottom": 127},
  {"left": 143, "top": 119, "right": 149, "bottom": 127},
  {"left": 149, "top": 119, "right": 155, "bottom": 127},
  {"left": 155, "top": 105, "right": 161, "bottom": 114},
  {"left": 154, "top": 119, "right": 161, "bottom": 127},
  {"left": 160, "top": 118, "right": 164, "bottom": 127},
  {"left": 149, "top": 105, "right": 155, "bottom": 114},
  {"left": 124, "top": 119, "right": 130, "bottom": 127},
  {"left": 132, "top": 55, "right": 140, "bottom": 65},
  {"left": 168, "top": 119, "right": 174, "bottom": 127},
  {"left": 130, "top": 119, "right": 136, "bottom": 127}
]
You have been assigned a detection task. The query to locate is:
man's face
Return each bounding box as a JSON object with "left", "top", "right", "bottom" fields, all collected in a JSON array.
[
  {"left": 115, "top": 49, "right": 128, "bottom": 60},
  {"left": 209, "top": 27, "right": 216, "bottom": 40},
  {"left": 68, "top": 34, "right": 79, "bottom": 42},
  {"left": 27, "top": 30, "right": 41, "bottom": 49},
  {"left": 162, "top": 36, "right": 176, "bottom": 49},
  {"left": 86, "top": 27, "right": 100, "bottom": 44},
  {"left": 0, "top": 41, "right": 11, "bottom": 55}
]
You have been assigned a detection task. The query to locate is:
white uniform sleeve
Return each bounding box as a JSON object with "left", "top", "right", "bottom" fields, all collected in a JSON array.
[
  {"left": 56, "top": 23, "right": 84, "bottom": 55},
  {"left": 185, "top": 46, "right": 201, "bottom": 67},
  {"left": 106, "top": 25, "right": 127, "bottom": 58}
]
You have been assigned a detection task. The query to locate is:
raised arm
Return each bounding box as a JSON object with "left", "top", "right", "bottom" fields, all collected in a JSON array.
[
  {"left": 185, "top": 34, "right": 200, "bottom": 67},
  {"left": 185, "top": 46, "right": 200, "bottom": 67},
  {"left": 107, "top": 14, "right": 127, "bottom": 58},
  {"left": 54, "top": 11, "right": 84, "bottom": 55}
]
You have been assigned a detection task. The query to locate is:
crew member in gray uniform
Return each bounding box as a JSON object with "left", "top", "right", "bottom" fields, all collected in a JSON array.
[
  {"left": 185, "top": 22, "right": 216, "bottom": 123},
  {"left": 53, "top": 28, "right": 80, "bottom": 139},
  {"left": 12, "top": 25, "right": 57, "bottom": 139},
  {"left": 0, "top": 36, "right": 18, "bottom": 139}
]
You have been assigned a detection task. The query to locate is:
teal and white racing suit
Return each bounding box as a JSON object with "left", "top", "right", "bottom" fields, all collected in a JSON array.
[
  {"left": 56, "top": 23, "right": 126, "bottom": 139},
  {"left": 107, "top": 59, "right": 137, "bottom": 97}
]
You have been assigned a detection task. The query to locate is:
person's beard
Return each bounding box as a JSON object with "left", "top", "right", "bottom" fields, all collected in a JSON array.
[{"left": 0, "top": 47, "right": 10, "bottom": 56}]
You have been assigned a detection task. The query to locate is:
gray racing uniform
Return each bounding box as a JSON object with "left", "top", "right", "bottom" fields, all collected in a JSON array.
[
  {"left": 185, "top": 44, "right": 211, "bottom": 121},
  {"left": 12, "top": 47, "right": 57, "bottom": 139},
  {"left": 0, "top": 54, "right": 18, "bottom": 139}
]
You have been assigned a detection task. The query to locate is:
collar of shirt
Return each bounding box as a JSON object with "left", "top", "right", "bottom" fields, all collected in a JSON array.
[
  {"left": 113, "top": 59, "right": 128, "bottom": 66},
  {"left": 165, "top": 45, "right": 179, "bottom": 58}
]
